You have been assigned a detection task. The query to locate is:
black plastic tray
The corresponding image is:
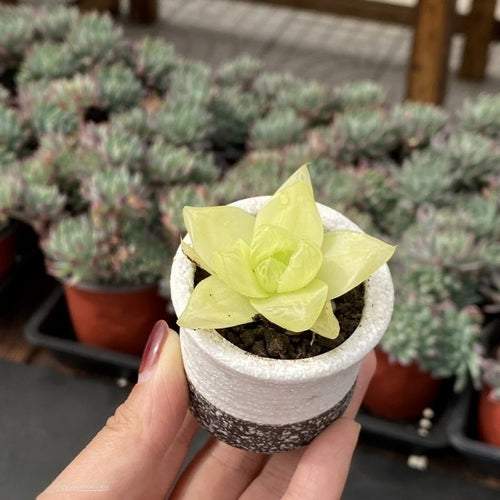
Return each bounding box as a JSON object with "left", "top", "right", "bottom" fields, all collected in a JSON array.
[
  {"left": 447, "top": 388, "right": 500, "bottom": 476},
  {"left": 24, "top": 286, "right": 140, "bottom": 380},
  {"left": 358, "top": 381, "right": 457, "bottom": 452}
]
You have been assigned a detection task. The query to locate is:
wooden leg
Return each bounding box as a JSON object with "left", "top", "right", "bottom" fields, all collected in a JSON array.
[
  {"left": 459, "top": 0, "right": 496, "bottom": 80},
  {"left": 406, "top": 0, "right": 455, "bottom": 105},
  {"left": 129, "top": 0, "right": 157, "bottom": 24}
]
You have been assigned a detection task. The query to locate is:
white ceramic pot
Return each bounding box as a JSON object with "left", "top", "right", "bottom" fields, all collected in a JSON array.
[{"left": 170, "top": 197, "right": 394, "bottom": 453}]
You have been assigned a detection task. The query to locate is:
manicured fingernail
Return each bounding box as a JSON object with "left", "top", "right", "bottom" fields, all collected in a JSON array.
[{"left": 138, "top": 320, "right": 169, "bottom": 383}]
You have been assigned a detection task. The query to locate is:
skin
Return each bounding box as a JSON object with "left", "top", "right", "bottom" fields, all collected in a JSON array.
[{"left": 38, "top": 321, "right": 376, "bottom": 500}]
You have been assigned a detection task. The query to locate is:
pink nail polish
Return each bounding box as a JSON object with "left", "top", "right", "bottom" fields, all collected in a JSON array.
[{"left": 138, "top": 320, "right": 168, "bottom": 383}]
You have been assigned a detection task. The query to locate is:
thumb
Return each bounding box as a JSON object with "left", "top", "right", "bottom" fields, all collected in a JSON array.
[{"left": 39, "top": 321, "right": 192, "bottom": 500}]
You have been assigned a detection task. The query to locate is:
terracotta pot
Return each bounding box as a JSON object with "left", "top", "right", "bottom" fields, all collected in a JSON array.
[
  {"left": 478, "top": 386, "right": 500, "bottom": 447},
  {"left": 63, "top": 281, "right": 168, "bottom": 356},
  {"left": 171, "top": 197, "right": 394, "bottom": 453},
  {"left": 0, "top": 223, "right": 18, "bottom": 280},
  {"left": 362, "top": 349, "right": 442, "bottom": 421}
]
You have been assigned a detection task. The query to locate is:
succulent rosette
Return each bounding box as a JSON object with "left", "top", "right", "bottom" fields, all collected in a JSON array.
[{"left": 178, "top": 165, "right": 395, "bottom": 339}]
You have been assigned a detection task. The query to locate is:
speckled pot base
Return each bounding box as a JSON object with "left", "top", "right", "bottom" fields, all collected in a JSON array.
[{"left": 188, "top": 381, "right": 355, "bottom": 453}]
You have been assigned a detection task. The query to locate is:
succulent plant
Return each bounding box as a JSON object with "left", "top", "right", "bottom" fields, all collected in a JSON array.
[
  {"left": 35, "top": 5, "right": 79, "bottom": 41},
  {"left": 134, "top": 37, "right": 177, "bottom": 92},
  {"left": 434, "top": 131, "right": 500, "bottom": 191},
  {"left": 249, "top": 108, "right": 306, "bottom": 150},
  {"left": 67, "top": 11, "right": 126, "bottom": 70},
  {"left": 168, "top": 61, "right": 212, "bottom": 106},
  {"left": 0, "top": 104, "right": 28, "bottom": 154},
  {"left": 42, "top": 214, "right": 167, "bottom": 285},
  {"left": 0, "top": 5, "right": 36, "bottom": 62},
  {"left": 334, "top": 80, "right": 386, "bottom": 111},
  {"left": 216, "top": 55, "right": 262, "bottom": 89},
  {"left": 329, "top": 109, "right": 398, "bottom": 164},
  {"left": 95, "top": 63, "right": 143, "bottom": 112},
  {"left": 148, "top": 140, "right": 218, "bottom": 185},
  {"left": 210, "top": 86, "right": 263, "bottom": 151},
  {"left": 274, "top": 79, "right": 334, "bottom": 124},
  {"left": 390, "top": 101, "right": 447, "bottom": 152},
  {"left": 153, "top": 99, "right": 212, "bottom": 147},
  {"left": 459, "top": 93, "right": 500, "bottom": 138},
  {"left": 253, "top": 71, "right": 297, "bottom": 104},
  {"left": 17, "top": 42, "right": 76, "bottom": 85},
  {"left": 380, "top": 292, "right": 483, "bottom": 391}
]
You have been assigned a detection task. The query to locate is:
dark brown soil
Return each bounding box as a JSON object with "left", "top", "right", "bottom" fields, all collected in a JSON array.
[
  {"left": 217, "top": 284, "right": 364, "bottom": 359},
  {"left": 193, "top": 265, "right": 365, "bottom": 359}
]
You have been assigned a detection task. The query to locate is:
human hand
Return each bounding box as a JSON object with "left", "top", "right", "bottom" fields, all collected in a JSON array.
[{"left": 38, "top": 320, "right": 376, "bottom": 500}]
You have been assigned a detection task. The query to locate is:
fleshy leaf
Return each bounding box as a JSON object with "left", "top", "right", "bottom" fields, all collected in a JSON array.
[
  {"left": 277, "top": 239, "right": 323, "bottom": 293},
  {"left": 181, "top": 240, "right": 214, "bottom": 274},
  {"left": 255, "top": 176, "right": 323, "bottom": 248},
  {"left": 310, "top": 301, "right": 340, "bottom": 339},
  {"left": 183, "top": 205, "right": 255, "bottom": 274},
  {"left": 276, "top": 163, "right": 313, "bottom": 195},
  {"left": 212, "top": 239, "right": 268, "bottom": 298},
  {"left": 318, "top": 230, "right": 395, "bottom": 299},
  {"left": 250, "top": 279, "right": 328, "bottom": 332},
  {"left": 177, "top": 275, "right": 256, "bottom": 329},
  {"left": 250, "top": 224, "right": 296, "bottom": 268}
]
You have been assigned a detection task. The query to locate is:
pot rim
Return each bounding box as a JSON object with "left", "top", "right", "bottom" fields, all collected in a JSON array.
[
  {"left": 171, "top": 196, "right": 394, "bottom": 383},
  {"left": 63, "top": 279, "right": 161, "bottom": 294}
]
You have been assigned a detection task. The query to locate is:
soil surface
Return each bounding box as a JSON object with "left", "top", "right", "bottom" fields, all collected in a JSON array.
[
  {"left": 217, "top": 284, "right": 364, "bottom": 359},
  {"left": 194, "top": 266, "right": 364, "bottom": 359}
]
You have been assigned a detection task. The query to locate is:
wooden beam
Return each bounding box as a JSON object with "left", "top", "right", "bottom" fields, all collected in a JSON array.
[
  {"left": 129, "top": 0, "right": 158, "bottom": 24},
  {"left": 459, "top": 0, "right": 497, "bottom": 80},
  {"left": 406, "top": 0, "right": 455, "bottom": 105},
  {"left": 245, "top": 0, "right": 416, "bottom": 26}
]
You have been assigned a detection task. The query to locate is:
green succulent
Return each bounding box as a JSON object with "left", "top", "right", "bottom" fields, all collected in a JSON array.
[
  {"left": 216, "top": 55, "right": 262, "bottom": 88},
  {"left": 390, "top": 101, "right": 447, "bottom": 152},
  {"left": 30, "top": 100, "right": 80, "bottom": 138},
  {"left": 148, "top": 140, "right": 217, "bottom": 185},
  {"left": 334, "top": 80, "right": 386, "bottom": 111},
  {"left": 17, "top": 42, "right": 75, "bottom": 85},
  {"left": 249, "top": 108, "right": 306, "bottom": 149},
  {"left": 436, "top": 131, "right": 500, "bottom": 191},
  {"left": 35, "top": 5, "right": 79, "bottom": 41},
  {"left": 168, "top": 61, "right": 212, "bottom": 106},
  {"left": 67, "top": 12, "right": 125, "bottom": 70},
  {"left": 330, "top": 109, "right": 398, "bottom": 164},
  {"left": 134, "top": 37, "right": 177, "bottom": 92},
  {"left": 253, "top": 71, "right": 297, "bottom": 103},
  {"left": 210, "top": 87, "right": 263, "bottom": 150},
  {"left": 459, "top": 93, "right": 500, "bottom": 138},
  {"left": 153, "top": 100, "right": 212, "bottom": 147},
  {"left": 380, "top": 293, "right": 483, "bottom": 391},
  {"left": 0, "top": 6, "right": 36, "bottom": 61},
  {"left": 42, "top": 214, "right": 167, "bottom": 286},
  {"left": 95, "top": 64, "right": 143, "bottom": 112},
  {"left": 0, "top": 104, "right": 27, "bottom": 153}
]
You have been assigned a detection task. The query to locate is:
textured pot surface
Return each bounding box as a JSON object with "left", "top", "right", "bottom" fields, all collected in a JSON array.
[
  {"left": 64, "top": 281, "right": 168, "bottom": 356},
  {"left": 171, "top": 197, "right": 394, "bottom": 452},
  {"left": 478, "top": 386, "right": 500, "bottom": 447},
  {"left": 362, "top": 349, "right": 442, "bottom": 421}
]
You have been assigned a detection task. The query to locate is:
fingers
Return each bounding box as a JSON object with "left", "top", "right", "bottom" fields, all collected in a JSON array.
[
  {"left": 283, "top": 418, "right": 361, "bottom": 500},
  {"left": 344, "top": 349, "right": 377, "bottom": 419},
  {"left": 171, "top": 438, "right": 267, "bottom": 500},
  {"left": 39, "top": 322, "right": 192, "bottom": 500}
]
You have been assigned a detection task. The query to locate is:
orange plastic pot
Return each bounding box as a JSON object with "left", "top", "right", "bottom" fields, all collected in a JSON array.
[
  {"left": 0, "top": 223, "right": 17, "bottom": 280},
  {"left": 63, "top": 281, "right": 169, "bottom": 356},
  {"left": 478, "top": 386, "right": 500, "bottom": 447},
  {"left": 362, "top": 349, "right": 442, "bottom": 421}
]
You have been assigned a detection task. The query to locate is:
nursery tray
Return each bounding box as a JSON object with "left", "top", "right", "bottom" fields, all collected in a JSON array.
[
  {"left": 358, "top": 382, "right": 457, "bottom": 451},
  {"left": 447, "top": 388, "right": 500, "bottom": 477},
  {"left": 24, "top": 286, "right": 140, "bottom": 380}
]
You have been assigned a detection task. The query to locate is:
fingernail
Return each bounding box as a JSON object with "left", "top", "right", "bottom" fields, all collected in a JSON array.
[{"left": 138, "top": 320, "right": 169, "bottom": 383}]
